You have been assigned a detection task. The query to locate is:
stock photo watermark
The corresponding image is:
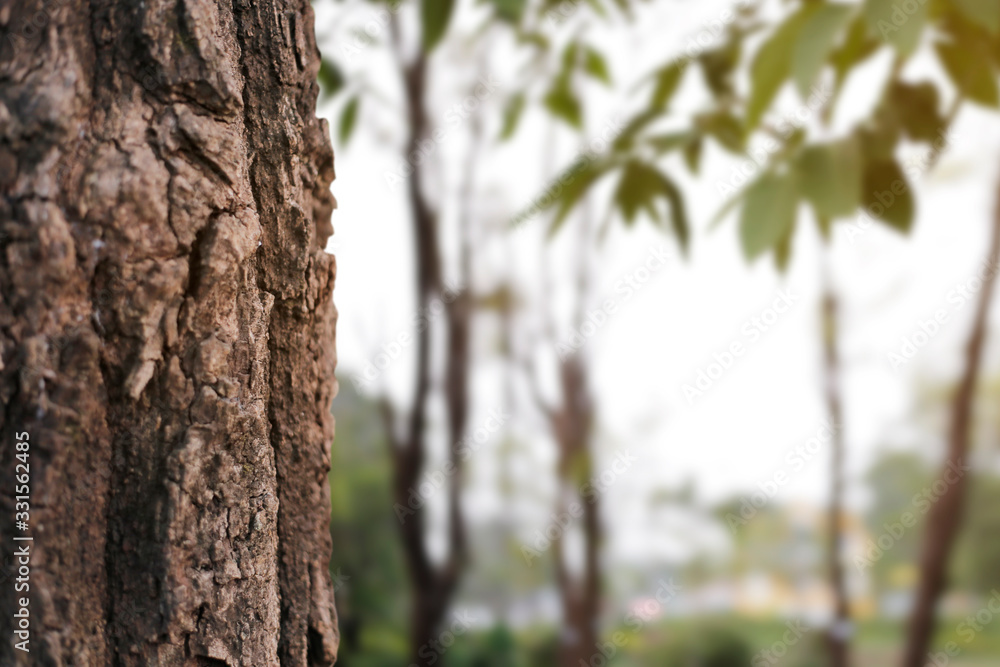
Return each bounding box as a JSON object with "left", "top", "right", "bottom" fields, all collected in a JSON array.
[
  {"left": 410, "top": 610, "right": 475, "bottom": 667},
  {"left": 384, "top": 75, "right": 502, "bottom": 191},
  {"left": 393, "top": 407, "right": 511, "bottom": 523},
  {"left": 578, "top": 578, "right": 683, "bottom": 667},
  {"left": 928, "top": 590, "right": 1000, "bottom": 666},
  {"left": 556, "top": 245, "right": 672, "bottom": 359},
  {"left": 855, "top": 459, "right": 969, "bottom": 572},
  {"left": 521, "top": 449, "right": 637, "bottom": 565},
  {"left": 725, "top": 419, "right": 839, "bottom": 533},
  {"left": 682, "top": 289, "right": 798, "bottom": 405},
  {"left": 844, "top": 128, "right": 960, "bottom": 244},
  {"left": 350, "top": 279, "right": 464, "bottom": 391},
  {"left": 887, "top": 259, "right": 999, "bottom": 371},
  {"left": 751, "top": 620, "right": 812, "bottom": 667},
  {"left": 510, "top": 116, "right": 625, "bottom": 229},
  {"left": 338, "top": 0, "right": 402, "bottom": 61},
  {"left": 716, "top": 85, "right": 833, "bottom": 202},
  {"left": 872, "top": 0, "right": 930, "bottom": 41}
]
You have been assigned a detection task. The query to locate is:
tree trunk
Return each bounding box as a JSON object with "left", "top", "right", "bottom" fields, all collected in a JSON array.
[
  {"left": 0, "top": 0, "right": 339, "bottom": 664},
  {"left": 552, "top": 206, "right": 600, "bottom": 667},
  {"left": 821, "top": 285, "right": 850, "bottom": 667},
  {"left": 901, "top": 171, "right": 1000, "bottom": 667},
  {"left": 553, "top": 357, "right": 600, "bottom": 667},
  {"left": 383, "top": 43, "right": 470, "bottom": 666}
]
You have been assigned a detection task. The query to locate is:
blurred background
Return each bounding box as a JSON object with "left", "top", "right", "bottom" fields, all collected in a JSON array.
[{"left": 312, "top": 0, "right": 1000, "bottom": 665}]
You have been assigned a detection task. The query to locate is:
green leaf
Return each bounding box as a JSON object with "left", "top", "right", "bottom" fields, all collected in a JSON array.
[
  {"left": 485, "top": 0, "right": 527, "bottom": 23},
  {"left": 339, "top": 96, "right": 360, "bottom": 145},
  {"left": 816, "top": 214, "right": 832, "bottom": 240},
  {"left": 543, "top": 77, "right": 583, "bottom": 128},
  {"left": 698, "top": 38, "right": 741, "bottom": 98},
  {"left": 318, "top": 58, "right": 345, "bottom": 99},
  {"left": 650, "top": 62, "right": 686, "bottom": 111},
  {"left": 796, "top": 137, "right": 862, "bottom": 219},
  {"left": 747, "top": 4, "right": 819, "bottom": 129},
  {"left": 421, "top": 0, "right": 455, "bottom": 52},
  {"left": 612, "top": 161, "right": 689, "bottom": 250},
  {"left": 661, "top": 174, "right": 690, "bottom": 253},
  {"left": 697, "top": 111, "right": 745, "bottom": 154},
  {"left": 644, "top": 131, "right": 692, "bottom": 154},
  {"left": 583, "top": 47, "right": 612, "bottom": 85},
  {"left": 544, "top": 158, "right": 612, "bottom": 236},
  {"left": 831, "top": 13, "right": 880, "bottom": 83},
  {"left": 561, "top": 42, "right": 580, "bottom": 71},
  {"left": 517, "top": 31, "right": 550, "bottom": 51},
  {"left": 863, "top": 0, "right": 928, "bottom": 55},
  {"left": 582, "top": 0, "right": 608, "bottom": 18},
  {"left": 857, "top": 120, "right": 900, "bottom": 161},
  {"left": 827, "top": 13, "right": 881, "bottom": 119},
  {"left": 614, "top": 161, "right": 663, "bottom": 224},
  {"left": 936, "top": 40, "right": 1000, "bottom": 107},
  {"left": 708, "top": 189, "right": 747, "bottom": 232},
  {"left": 774, "top": 217, "right": 796, "bottom": 271},
  {"left": 955, "top": 0, "right": 1000, "bottom": 34},
  {"left": 861, "top": 158, "right": 914, "bottom": 233},
  {"left": 793, "top": 2, "right": 855, "bottom": 98},
  {"left": 888, "top": 81, "right": 945, "bottom": 142},
  {"left": 613, "top": 110, "right": 661, "bottom": 151},
  {"left": 682, "top": 135, "right": 703, "bottom": 174},
  {"left": 739, "top": 171, "right": 799, "bottom": 260},
  {"left": 499, "top": 93, "right": 526, "bottom": 141}
]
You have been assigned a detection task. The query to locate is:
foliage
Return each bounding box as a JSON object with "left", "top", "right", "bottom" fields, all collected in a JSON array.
[
  {"left": 864, "top": 447, "right": 1000, "bottom": 597},
  {"left": 329, "top": 383, "right": 409, "bottom": 662},
  {"left": 648, "top": 622, "right": 753, "bottom": 666},
  {"left": 525, "top": 0, "right": 1000, "bottom": 268}
]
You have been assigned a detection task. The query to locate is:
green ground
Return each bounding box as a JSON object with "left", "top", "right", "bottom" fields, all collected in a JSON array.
[{"left": 337, "top": 614, "right": 1000, "bottom": 666}]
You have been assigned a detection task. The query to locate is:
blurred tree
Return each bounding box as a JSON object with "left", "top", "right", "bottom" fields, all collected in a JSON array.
[
  {"left": 318, "top": 1, "right": 643, "bottom": 664},
  {"left": 500, "top": 9, "right": 689, "bottom": 666},
  {"left": 532, "top": 1, "right": 1000, "bottom": 664},
  {"left": 320, "top": 3, "right": 490, "bottom": 662}
]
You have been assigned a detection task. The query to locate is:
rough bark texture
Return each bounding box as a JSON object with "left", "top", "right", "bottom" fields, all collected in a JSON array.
[
  {"left": 0, "top": 0, "right": 339, "bottom": 664},
  {"left": 901, "top": 172, "right": 1000, "bottom": 667}
]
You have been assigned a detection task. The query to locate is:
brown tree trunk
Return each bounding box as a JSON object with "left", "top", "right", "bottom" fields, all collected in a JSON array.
[
  {"left": 382, "top": 40, "right": 470, "bottom": 665},
  {"left": 550, "top": 206, "right": 600, "bottom": 667},
  {"left": 552, "top": 356, "right": 600, "bottom": 667},
  {"left": 901, "top": 172, "right": 1000, "bottom": 667},
  {"left": 0, "top": 0, "right": 339, "bottom": 664},
  {"left": 821, "top": 285, "right": 850, "bottom": 667}
]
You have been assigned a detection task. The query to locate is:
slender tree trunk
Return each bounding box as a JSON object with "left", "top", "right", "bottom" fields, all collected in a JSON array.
[
  {"left": 552, "top": 357, "right": 600, "bottom": 667},
  {"left": 901, "top": 171, "right": 1000, "bottom": 667},
  {"left": 821, "top": 283, "right": 850, "bottom": 667},
  {"left": 0, "top": 0, "right": 339, "bottom": 664},
  {"left": 551, "top": 205, "right": 600, "bottom": 667},
  {"left": 386, "top": 44, "right": 470, "bottom": 666}
]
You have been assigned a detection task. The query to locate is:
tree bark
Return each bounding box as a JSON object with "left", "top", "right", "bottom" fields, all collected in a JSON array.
[
  {"left": 0, "top": 0, "right": 339, "bottom": 664},
  {"left": 901, "top": 170, "right": 1000, "bottom": 667}
]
